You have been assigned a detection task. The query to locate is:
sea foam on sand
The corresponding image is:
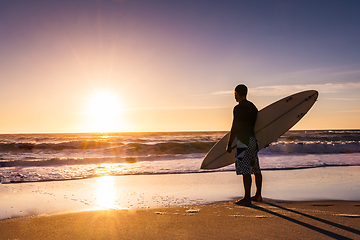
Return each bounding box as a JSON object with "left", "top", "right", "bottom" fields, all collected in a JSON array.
[{"left": 0, "top": 166, "right": 360, "bottom": 220}]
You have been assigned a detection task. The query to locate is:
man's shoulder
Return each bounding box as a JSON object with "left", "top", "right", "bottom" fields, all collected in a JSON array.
[
  {"left": 238, "top": 100, "right": 257, "bottom": 110},
  {"left": 246, "top": 100, "right": 258, "bottom": 110}
]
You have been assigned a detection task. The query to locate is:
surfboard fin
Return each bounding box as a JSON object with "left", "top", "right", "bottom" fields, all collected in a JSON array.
[{"left": 297, "top": 113, "right": 305, "bottom": 118}]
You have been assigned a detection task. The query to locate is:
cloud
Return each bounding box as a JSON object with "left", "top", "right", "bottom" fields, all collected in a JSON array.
[
  {"left": 336, "top": 109, "right": 360, "bottom": 113},
  {"left": 213, "top": 82, "right": 360, "bottom": 97},
  {"left": 212, "top": 90, "right": 233, "bottom": 95},
  {"left": 124, "top": 105, "right": 229, "bottom": 111},
  {"left": 332, "top": 70, "right": 360, "bottom": 76},
  {"left": 271, "top": 66, "right": 360, "bottom": 81},
  {"left": 324, "top": 98, "right": 360, "bottom": 101}
]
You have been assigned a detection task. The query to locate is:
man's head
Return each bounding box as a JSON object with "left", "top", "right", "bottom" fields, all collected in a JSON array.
[{"left": 234, "top": 84, "right": 247, "bottom": 102}]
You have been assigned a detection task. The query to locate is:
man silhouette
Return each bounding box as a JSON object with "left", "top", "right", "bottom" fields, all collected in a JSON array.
[{"left": 226, "top": 84, "right": 262, "bottom": 205}]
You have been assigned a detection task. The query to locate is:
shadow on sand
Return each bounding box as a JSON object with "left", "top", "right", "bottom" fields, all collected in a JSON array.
[{"left": 249, "top": 201, "right": 360, "bottom": 239}]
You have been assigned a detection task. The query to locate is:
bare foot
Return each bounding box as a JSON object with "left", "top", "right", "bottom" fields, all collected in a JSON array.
[
  {"left": 234, "top": 198, "right": 251, "bottom": 206},
  {"left": 251, "top": 195, "right": 263, "bottom": 202}
]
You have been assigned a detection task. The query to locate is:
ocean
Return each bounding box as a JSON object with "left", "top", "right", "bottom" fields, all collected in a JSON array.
[{"left": 1, "top": 130, "right": 359, "bottom": 184}]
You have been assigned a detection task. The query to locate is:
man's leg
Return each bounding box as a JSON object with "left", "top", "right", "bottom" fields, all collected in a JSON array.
[
  {"left": 235, "top": 174, "right": 252, "bottom": 205},
  {"left": 243, "top": 174, "right": 252, "bottom": 200},
  {"left": 251, "top": 173, "right": 263, "bottom": 202}
]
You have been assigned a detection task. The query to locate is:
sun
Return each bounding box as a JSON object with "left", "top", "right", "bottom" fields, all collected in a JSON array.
[
  {"left": 88, "top": 91, "right": 118, "bottom": 116},
  {"left": 84, "top": 90, "right": 126, "bottom": 132}
]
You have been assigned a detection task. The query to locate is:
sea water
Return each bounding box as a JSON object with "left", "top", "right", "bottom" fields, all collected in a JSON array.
[{"left": 0, "top": 130, "right": 359, "bottom": 183}]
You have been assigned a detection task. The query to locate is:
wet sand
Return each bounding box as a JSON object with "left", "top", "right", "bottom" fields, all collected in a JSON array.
[
  {"left": 1, "top": 200, "right": 360, "bottom": 239},
  {"left": 1, "top": 166, "right": 360, "bottom": 220},
  {"left": 1, "top": 166, "right": 360, "bottom": 239}
]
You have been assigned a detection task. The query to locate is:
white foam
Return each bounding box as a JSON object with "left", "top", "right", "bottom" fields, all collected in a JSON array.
[{"left": 1, "top": 167, "right": 360, "bottom": 220}]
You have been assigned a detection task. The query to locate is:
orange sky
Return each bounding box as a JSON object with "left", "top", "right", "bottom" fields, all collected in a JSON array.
[{"left": 1, "top": 1, "right": 359, "bottom": 133}]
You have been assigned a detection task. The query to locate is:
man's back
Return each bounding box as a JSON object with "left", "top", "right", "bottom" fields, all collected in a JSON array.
[{"left": 232, "top": 99, "right": 258, "bottom": 145}]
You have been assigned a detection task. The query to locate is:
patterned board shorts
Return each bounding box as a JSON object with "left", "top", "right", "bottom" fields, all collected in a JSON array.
[{"left": 235, "top": 137, "right": 261, "bottom": 175}]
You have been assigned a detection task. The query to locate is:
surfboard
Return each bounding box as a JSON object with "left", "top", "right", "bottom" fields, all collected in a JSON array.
[{"left": 201, "top": 90, "right": 318, "bottom": 169}]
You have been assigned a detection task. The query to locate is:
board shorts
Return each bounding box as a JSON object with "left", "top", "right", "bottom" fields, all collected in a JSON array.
[{"left": 235, "top": 137, "right": 261, "bottom": 175}]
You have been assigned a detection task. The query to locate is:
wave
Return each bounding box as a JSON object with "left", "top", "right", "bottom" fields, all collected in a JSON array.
[
  {"left": 281, "top": 130, "right": 360, "bottom": 139},
  {"left": 0, "top": 141, "right": 121, "bottom": 151},
  {"left": 1, "top": 131, "right": 359, "bottom": 183},
  {"left": 0, "top": 157, "right": 126, "bottom": 167},
  {"left": 1, "top": 138, "right": 359, "bottom": 155},
  {"left": 0, "top": 140, "right": 216, "bottom": 155},
  {"left": 2, "top": 160, "right": 360, "bottom": 184},
  {"left": 0, "top": 154, "right": 204, "bottom": 168},
  {"left": 261, "top": 142, "right": 360, "bottom": 154}
]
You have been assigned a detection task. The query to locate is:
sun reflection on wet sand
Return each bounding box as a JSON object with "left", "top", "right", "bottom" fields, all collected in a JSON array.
[{"left": 96, "top": 176, "right": 117, "bottom": 210}]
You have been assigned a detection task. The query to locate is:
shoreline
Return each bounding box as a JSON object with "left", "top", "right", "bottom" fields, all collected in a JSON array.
[
  {"left": 3, "top": 162, "right": 360, "bottom": 185},
  {"left": 2, "top": 152, "right": 359, "bottom": 185},
  {"left": 1, "top": 166, "right": 360, "bottom": 221},
  {"left": 1, "top": 166, "right": 360, "bottom": 239}
]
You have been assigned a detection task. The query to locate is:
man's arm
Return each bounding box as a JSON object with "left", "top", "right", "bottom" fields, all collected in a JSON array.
[
  {"left": 227, "top": 107, "right": 237, "bottom": 153},
  {"left": 226, "top": 128, "right": 235, "bottom": 153}
]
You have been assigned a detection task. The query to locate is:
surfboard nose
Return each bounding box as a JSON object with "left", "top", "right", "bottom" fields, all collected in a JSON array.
[{"left": 306, "top": 90, "right": 319, "bottom": 101}]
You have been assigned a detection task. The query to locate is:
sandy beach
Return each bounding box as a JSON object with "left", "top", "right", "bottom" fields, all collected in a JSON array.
[
  {"left": 1, "top": 166, "right": 360, "bottom": 239},
  {"left": 1, "top": 200, "right": 360, "bottom": 239}
]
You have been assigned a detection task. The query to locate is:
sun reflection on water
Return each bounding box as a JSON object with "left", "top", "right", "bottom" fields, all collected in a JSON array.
[{"left": 96, "top": 176, "right": 117, "bottom": 209}]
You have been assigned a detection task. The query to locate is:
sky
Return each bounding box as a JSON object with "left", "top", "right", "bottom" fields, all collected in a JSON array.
[{"left": 0, "top": 0, "right": 360, "bottom": 133}]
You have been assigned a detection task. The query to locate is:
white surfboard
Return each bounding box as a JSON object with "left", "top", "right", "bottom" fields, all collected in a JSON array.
[{"left": 201, "top": 90, "right": 318, "bottom": 169}]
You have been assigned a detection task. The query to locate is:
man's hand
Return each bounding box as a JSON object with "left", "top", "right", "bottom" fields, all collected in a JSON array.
[{"left": 226, "top": 144, "right": 232, "bottom": 153}]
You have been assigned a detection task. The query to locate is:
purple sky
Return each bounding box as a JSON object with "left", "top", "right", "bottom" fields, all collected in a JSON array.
[{"left": 1, "top": 0, "right": 360, "bottom": 133}]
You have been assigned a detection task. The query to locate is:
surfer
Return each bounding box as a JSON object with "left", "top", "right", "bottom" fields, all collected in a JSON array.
[{"left": 226, "top": 84, "right": 263, "bottom": 205}]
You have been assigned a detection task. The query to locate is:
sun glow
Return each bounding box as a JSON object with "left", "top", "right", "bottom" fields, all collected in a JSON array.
[
  {"left": 96, "top": 176, "right": 117, "bottom": 209},
  {"left": 84, "top": 90, "right": 127, "bottom": 132}
]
